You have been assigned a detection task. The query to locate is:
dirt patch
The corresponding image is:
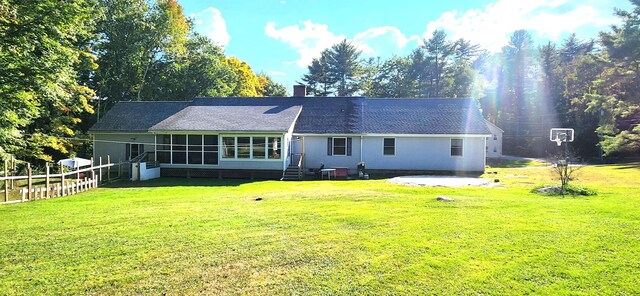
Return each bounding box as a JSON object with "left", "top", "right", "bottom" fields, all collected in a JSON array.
[{"left": 387, "top": 176, "right": 494, "bottom": 187}]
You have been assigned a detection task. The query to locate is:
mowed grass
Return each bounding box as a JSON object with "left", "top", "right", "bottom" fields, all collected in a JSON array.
[{"left": 0, "top": 164, "right": 639, "bottom": 295}]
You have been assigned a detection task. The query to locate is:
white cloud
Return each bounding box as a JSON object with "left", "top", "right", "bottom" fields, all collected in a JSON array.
[
  {"left": 265, "top": 20, "right": 345, "bottom": 67},
  {"left": 423, "top": 0, "right": 619, "bottom": 52},
  {"left": 268, "top": 71, "right": 287, "bottom": 76},
  {"left": 191, "top": 7, "right": 230, "bottom": 47},
  {"left": 353, "top": 26, "right": 421, "bottom": 51},
  {"left": 265, "top": 21, "right": 418, "bottom": 67}
]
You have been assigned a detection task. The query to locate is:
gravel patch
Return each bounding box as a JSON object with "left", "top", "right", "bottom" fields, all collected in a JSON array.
[{"left": 388, "top": 175, "right": 493, "bottom": 187}]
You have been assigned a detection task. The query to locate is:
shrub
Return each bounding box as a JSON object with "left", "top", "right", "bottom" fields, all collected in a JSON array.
[{"left": 532, "top": 184, "right": 597, "bottom": 197}]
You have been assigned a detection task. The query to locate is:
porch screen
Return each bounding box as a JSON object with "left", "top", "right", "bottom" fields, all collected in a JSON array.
[
  {"left": 172, "top": 135, "right": 186, "bottom": 164},
  {"left": 156, "top": 134, "right": 219, "bottom": 165}
]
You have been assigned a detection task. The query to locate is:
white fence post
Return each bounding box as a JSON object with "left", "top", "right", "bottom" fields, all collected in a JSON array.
[
  {"left": 98, "top": 157, "right": 102, "bottom": 185},
  {"left": 61, "top": 165, "right": 66, "bottom": 197},
  {"left": 45, "top": 163, "right": 50, "bottom": 199},
  {"left": 27, "top": 163, "right": 32, "bottom": 201},
  {"left": 4, "top": 159, "right": 8, "bottom": 202}
]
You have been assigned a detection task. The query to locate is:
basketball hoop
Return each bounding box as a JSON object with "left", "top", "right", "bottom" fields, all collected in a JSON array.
[{"left": 550, "top": 128, "right": 574, "bottom": 146}]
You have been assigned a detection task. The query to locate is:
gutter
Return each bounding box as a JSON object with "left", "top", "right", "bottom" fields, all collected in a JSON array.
[{"left": 292, "top": 133, "right": 492, "bottom": 138}]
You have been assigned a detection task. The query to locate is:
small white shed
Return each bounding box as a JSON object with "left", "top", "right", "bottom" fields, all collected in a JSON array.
[{"left": 485, "top": 120, "right": 503, "bottom": 158}]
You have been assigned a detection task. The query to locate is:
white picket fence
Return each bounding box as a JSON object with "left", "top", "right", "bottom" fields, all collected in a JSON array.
[
  {"left": 1, "top": 157, "right": 117, "bottom": 205},
  {"left": 16, "top": 177, "right": 98, "bottom": 203}
]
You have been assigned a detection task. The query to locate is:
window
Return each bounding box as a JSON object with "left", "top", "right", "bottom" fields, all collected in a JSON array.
[
  {"left": 218, "top": 136, "right": 282, "bottom": 160},
  {"left": 268, "top": 137, "right": 281, "bottom": 159},
  {"left": 327, "top": 137, "right": 351, "bottom": 156},
  {"left": 333, "top": 137, "right": 347, "bottom": 156},
  {"left": 383, "top": 138, "right": 395, "bottom": 156},
  {"left": 222, "top": 137, "right": 236, "bottom": 158},
  {"left": 253, "top": 137, "right": 266, "bottom": 159},
  {"left": 127, "top": 143, "right": 144, "bottom": 160},
  {"left": 493, "top": 134, "right": 497, "bottom": 140},
  {"left": 451, "top": 138, "right": 463, "bottom": 156},
  {"left": 237, "top": 137, "right": 251, "bottom": 158}
]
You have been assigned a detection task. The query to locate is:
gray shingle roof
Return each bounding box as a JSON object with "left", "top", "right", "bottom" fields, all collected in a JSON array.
[
  {"left": 291, "top": 97, "right": 361, "bottom": 134},
  {"left": 89, "top": 101, "right": 189, "bottom": 132},
  {"left": 358, "top": 98, "right": 490, "bottom": 135},
  {"left": 149, "top": 98, "right": 302, "bottom": 132},
  {"left": 90, "top": 97, "right": 490, "bottom": 135}
]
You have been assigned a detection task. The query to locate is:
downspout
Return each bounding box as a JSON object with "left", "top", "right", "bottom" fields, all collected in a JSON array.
[
  {"left": 282, "top": 133, "right": 287, "bottom": 172},
  {"left": 154, "top": 134, "right": 157, "bottom": 163},
  {"left": 483, "top": 136, "right": 487, "bottom": 172},
  {"left": 92, "top": 134, "right": 96, "bottom": 161},
  {"left": 360, "top": 135, "right": 363, "bottom": 163}
]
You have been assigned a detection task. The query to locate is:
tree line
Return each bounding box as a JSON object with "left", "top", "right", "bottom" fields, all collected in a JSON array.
[
  {"left": 1, "top": 0, "right": 638, "bottom": 164},
  {"left": 301, "top": 32, "right": 481, "bottom": 99},
  {"left": 299, "top": 2, "right": 640, "bottom": 159},
  {"left": 1, "top": 0, "right": 287, "bottom": 163}
]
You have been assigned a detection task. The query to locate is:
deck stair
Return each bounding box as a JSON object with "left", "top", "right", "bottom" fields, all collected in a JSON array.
[{"left": 281, "top": 153, "right": 304, "bottom": 181}]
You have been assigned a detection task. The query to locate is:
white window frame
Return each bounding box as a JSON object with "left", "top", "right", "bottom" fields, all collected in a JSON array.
[
  {"left": 236, "top": 136, "right": 252, "bottom": 159},
  {"left": 252, "top": 137, "right": 267, "bottom": 159},
  {"left": 221, "top": 136, "right": 237, "bottom": 159},
  {"left": 332, "top": 137, "right": 347, "bottom": 156},
  {"left": 220, "top": 135, "right": 282, "bottom": 161},
  {"left": 450, "top": 138, "right": 464, "bottom": 157},
  {"left": 267, "top": 136, "right": 282, "bottom": 160},
  {"left": 383, "top": 138, "right": 395, "bottom": 156},
  {"left": 129, "top": 143, "right": 143, "bottom": 160}
]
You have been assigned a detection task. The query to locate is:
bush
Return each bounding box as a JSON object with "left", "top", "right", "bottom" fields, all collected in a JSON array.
[{"left": 532, "top": 184, "right": 597, "bottom": 197}]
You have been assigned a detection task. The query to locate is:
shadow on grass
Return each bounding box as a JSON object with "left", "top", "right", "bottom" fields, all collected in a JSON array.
[
  {"left": 612, "top": 162, "right": 640, "bottom": 170},
  {"left": 364, "top": 171, "right": 484, "bottom": 180},
  {"left": 103, "top": 177, "right": 260, "bottom": 188},
  {"left": 591, "top": 161, "right": 640, "bottom": 170},
  {"left": 487, "top": 159, "right": 546, "bottom": 168}
]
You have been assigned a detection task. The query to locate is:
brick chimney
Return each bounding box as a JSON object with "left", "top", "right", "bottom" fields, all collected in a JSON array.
[{"left": 293, "top": 85, "right": 306, "bottom": 97}]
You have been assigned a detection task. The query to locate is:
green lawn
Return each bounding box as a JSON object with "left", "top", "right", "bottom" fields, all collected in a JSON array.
[{"left": 1, "top": 164, "right": 639, "bottom": 295}]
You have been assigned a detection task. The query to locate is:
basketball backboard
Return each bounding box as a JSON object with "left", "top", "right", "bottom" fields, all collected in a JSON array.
[{"left": 550, "top": 128, "right": 574, "bottom": 146}]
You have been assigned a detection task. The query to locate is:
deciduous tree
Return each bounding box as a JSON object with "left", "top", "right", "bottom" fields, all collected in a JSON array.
[{"left": 0, "top": 0, "right": 97, "bottom": 161}]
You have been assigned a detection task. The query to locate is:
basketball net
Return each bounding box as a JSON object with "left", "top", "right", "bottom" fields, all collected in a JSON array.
[{"left": 554, "top": 139, "right": 563, "bottom": 146}]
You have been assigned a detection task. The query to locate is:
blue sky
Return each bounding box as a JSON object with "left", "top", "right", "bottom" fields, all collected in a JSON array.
[{"left": 178, "top": 0, "right": 631, "bottom": 93}]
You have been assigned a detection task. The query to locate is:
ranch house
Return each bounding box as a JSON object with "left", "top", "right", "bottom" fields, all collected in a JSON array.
[{"left": 89, "top": 96, "right": 493, "bottom": 180}]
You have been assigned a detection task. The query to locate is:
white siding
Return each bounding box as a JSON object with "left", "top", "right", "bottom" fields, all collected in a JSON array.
[
  {"left": 95, "top": 132, "right": 487, "bottom": 173},
  {"left": 93, "top": 132, "right": 286, "bottom": 171},
  {"left": 361, "top": 136, "right": 485, "bottom": 172},
  {"left": 486, "top": 123, "right": 503, "bottom": 158},
  {"left": 93, "top": 133, "right": 155, "bottom": 163},
  {"left": 296, "top": 135, "right": 486, "bottom": 173},
  {"left": 295, "top": 136, "right": 361, "bottom": 171}
]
